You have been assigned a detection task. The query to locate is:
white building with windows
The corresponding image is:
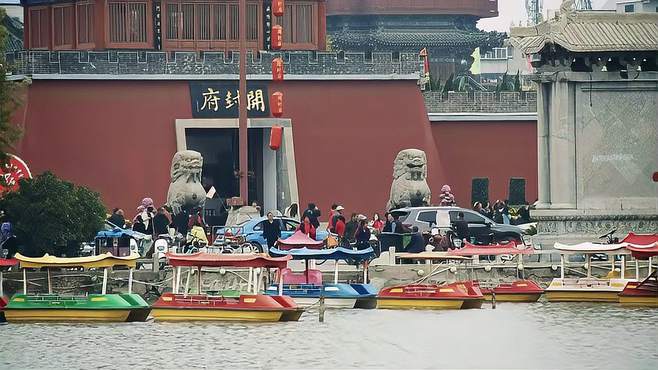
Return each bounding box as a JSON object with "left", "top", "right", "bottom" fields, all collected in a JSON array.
[
  {"left": 0, "top": 0, "right": 21, "bottom": 21},
  {"left": 615, "top": 0, "right": 658, "bottom": 13}
]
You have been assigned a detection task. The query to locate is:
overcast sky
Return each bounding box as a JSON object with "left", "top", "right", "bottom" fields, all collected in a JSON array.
[{"left": 478, "top": 0, "right": 572, "bottom": 32}]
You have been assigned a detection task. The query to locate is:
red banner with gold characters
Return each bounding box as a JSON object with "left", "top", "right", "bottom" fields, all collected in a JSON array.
[{"left": 0, "top": 154, "right": 32, "bottom": 194}]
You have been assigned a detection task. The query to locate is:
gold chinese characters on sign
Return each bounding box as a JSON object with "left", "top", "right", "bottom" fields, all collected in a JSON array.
[{"left": 200, "top": 88, "right": 266, "bottom": 113}]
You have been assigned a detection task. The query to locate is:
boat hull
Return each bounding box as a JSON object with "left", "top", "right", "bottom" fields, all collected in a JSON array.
[
  {"left": 151, "top": 293, "right": 300, "bottom": 322},
  {"left": 377, "top": 298, "right": 464, "bottom": 310},
  {"left": 265, "top": 283, "right": 377, "bottom": 309},
  {"left": 481, "top": 280, "right": 544, "bottom": 303},
  {"left": 618, "top": 279, "right": 658, "bottom": 307},
  {"left": 619, "top": 295, "right": 658, "bottom": 307},
  {"left": 377, "top": 281, "right": 482, "bottom": 310},
  {"left": 4, "top": 293, "right": 150, "bottom": 323},
  {"left": 545, "top": 291, "right": 620, "bottom": 302},
  {"left": 483, "top": 293, "right": 542, "bottom": 302},
  {"left": 0, "top": 296, "right": 7, "bottom": 323},
  {"left": 545, "top": 278, "right": 631, "bottom": 302},
  {"left": 292, "top": 297, "right": 357, "bottom": 308},
  {"left": 279, "top": 308, "right": 305, "bottom": 322},
  {"left": 460, "top": 298, "right": 484, "bottom": 309},
  {"left": 151, "top": 308, "right": 282, "bottom": 322},
  {"left": 5, "top": 308, "right": 131, "bottom": 322}
]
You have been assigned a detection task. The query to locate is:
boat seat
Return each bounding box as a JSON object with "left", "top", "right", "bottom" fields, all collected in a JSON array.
[{"left": 280, "top": 268, "right": 323, "bottom": 285}]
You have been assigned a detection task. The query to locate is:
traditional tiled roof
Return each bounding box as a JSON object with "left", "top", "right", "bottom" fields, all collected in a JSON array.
[
  {"left": 2, "top": 14, "right": 23, "bottom": 52},
  {"left": 331, "top": 29, "right": 504, "bottom": 50},
  {"left": 510, "top": 10, "right": 658, "bottom": 54}
]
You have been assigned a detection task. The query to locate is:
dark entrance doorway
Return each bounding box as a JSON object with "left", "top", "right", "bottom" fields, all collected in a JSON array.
[{"left": 185, "top": 128, "right": 264, "bottom": 226}]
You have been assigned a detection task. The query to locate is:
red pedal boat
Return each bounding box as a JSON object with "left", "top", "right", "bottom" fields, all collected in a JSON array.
[
  {"left": 0, "top": 258, "right": 18, "bottom": 323},
  {"left": 448, "top": 242, "right": 544, "bottom": 302},
  {"left": 620, "top": 233, "right": 658, "bottom": 307},
  {"left": 378, "top": 281, "right": 483, "bottom": 310},
  {"left": 151, "top": 253, "right": 303, "bottom": 322},
  {"left": 378, "top": 253, "right": 483, "bottom": 310}
]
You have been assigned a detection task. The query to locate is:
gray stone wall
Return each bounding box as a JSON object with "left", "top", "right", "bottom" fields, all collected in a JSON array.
[
  {"left": 423, "top": 91, "right": 537, "bottom": 113},
  {"left": 6, "top": 50, "right": 422, "bottom": 76},
  {"left": 532, "top": 71, "right": 658, "bottom": 247}
]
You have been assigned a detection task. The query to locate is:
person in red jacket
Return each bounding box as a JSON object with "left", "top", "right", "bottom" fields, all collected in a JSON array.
[
  {"left": 333, "top": 206, "right": 346, "bottom": 237},
  {"left": 298, "top": 215, "right": 317, "bottom": 240}
]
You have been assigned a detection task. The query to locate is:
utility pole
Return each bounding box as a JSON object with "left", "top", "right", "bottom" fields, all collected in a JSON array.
[{"left": 238, "top": 0, "right": 248, "bottom": 203}]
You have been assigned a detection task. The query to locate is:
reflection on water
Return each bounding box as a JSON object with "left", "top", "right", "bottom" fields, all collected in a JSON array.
[{"left": 1, "top": 303, "right": 656, "bottom": 370}]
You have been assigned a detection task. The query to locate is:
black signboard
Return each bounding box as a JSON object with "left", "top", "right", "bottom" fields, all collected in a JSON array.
[
  {"left": 190, "top": 82, "right": 270, "bottom": 118},
  {"left": 263, "top": 1, "right": 273, "bottom": 51}
]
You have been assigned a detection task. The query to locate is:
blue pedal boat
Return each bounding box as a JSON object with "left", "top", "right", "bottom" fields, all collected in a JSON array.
[{"left": 266, "top": 247, "right": 378, "bottom": 309}]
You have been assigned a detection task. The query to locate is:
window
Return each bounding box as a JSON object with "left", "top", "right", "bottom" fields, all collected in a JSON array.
[
  {"left": 53, "top": 5, "right": 74, "bottom": 48},
  {"left": 275, "top": 2, "right": 315, "bottom": 46},
  {"left": 108, "top": 1, "right": 148, "bottom": 44},
  {"left": 471, "top": 178, "right": 489, "bottom": 206},
  {"left": 624, "top": 4, "right": 634, "bottom": 12},
  {"left": 165, "top": 2, "right": 258, "bottom": 43},
  {"left": 283, "top": 220, "right": 299, "bottom": 232},
  {"left": 29, "top": 7, "right": 49, "bottom": 48},
  {"left": 77, "top": 2, "right": 95, "bottom": 45},
  {"left": 449, "top": 211, "right": 486, "bottom": 224},
  {"left": 508, "top": 178, "right": 527, "bottom": 205},
  {"left": 416, "top": 211, "right": 437, "bottom": 226}
]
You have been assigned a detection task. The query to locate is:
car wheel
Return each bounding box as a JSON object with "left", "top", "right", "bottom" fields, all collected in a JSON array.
[{"left": 249, "top": 242, "right": 263, "bottom": 254}]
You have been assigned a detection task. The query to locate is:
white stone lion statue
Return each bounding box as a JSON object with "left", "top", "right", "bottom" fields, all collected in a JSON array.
[
  {"left": 387, "top": 149, "right": 431, "bottom": 210},
  {"left": 166, "top": 150, "right": 207, "bottom": 215}
]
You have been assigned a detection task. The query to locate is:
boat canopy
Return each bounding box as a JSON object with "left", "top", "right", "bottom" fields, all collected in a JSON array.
[
  {"left": 165, "top": 252, "right": 291, "bottom": 268},
  {"left": 14, "top": 252, "right": 139, "bottom": 269},
  {"left": 0, "top": 258, "right": 18, "bottom": 267},
  {"left": 624, "top": 242, "right": 658, "bottom": 260},
  {"left": 96, "top": 227, "right": 148, "bottom": 240},
  {"left": 275, "top": 230, "right": 324, "bottom": 250},
  {"left": 448, "top": 241, "right": 533, "bottom": 256},
  {"left": 553, "top": 242, "right": 630, "bottom": 254},
  {"left": 622, "top": 233, "right": 658, "bottom": 246},
  {"left": 396, "top": 251, "right": 471, "bottom": 261},
  {"left": 268, "top": 247, "right": 375, "bottom": 261}
]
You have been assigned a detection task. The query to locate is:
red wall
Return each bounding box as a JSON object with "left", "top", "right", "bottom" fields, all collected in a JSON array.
[
  {"left": 430, "top": 121, "right": 537, "bottom": 206},
  {"left": 16, "top": 79, "right": 446, "bottom": 220},
  {"left": 15, "top": 80, "right": 537, "bottom": 221}
]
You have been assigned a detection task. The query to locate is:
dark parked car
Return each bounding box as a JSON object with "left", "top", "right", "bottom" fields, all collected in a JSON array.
[{"left": 390, "top": 206, "right": 525, "bottom": 244}]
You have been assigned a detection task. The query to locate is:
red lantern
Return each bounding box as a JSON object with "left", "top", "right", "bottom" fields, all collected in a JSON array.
[
  {"left": 269, "top": 125, "right": 283, "bottom": 150},
  {"left": 271, "top": 91, "right": 283, "bottom": 117},
  {"left": 272, "top": 57, "right": 284, "bottom": 82},
  {"left": 272, "top": 25, "right": 283, "bottom": 50},
  {"left": 273, "top": 0, "right": 284, "bottom": 17}
]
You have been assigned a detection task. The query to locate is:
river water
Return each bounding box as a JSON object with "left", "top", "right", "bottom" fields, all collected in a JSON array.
[{"left": 1, "top": 302, "right": 656, "bottom": 370}]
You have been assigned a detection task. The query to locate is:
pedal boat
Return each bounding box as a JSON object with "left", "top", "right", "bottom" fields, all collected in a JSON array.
[
  {"left": 0, "top": 258, "right": 18, "bottom": 322},
  {"left": 448, "top": 242, "right": 544, "bottom": 302},
  {"left": 546, "top": 242, "right": 637, "bottom": 302},
  {"left": 378, "top": 252, "right": 483, "bottom": 310},
  {"left": 4, "top": 253, "right": 150, "bottom": 323},
  {"left": 151, "top": 253, "right": 303, "bottom": 322},
  {"left": 266, "top": 246, "right": 378, "bottom": 309},
  {"left": 619, "top": 234, "right": 658, "bottom": 307}
]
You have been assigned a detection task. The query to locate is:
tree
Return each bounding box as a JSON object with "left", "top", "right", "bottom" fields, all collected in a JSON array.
[
  {"left": 0, "top": 172, "right": 106, "bottom": 256},
  {"left": 0, "top": 8, "right": 23, "bottom": 165}
]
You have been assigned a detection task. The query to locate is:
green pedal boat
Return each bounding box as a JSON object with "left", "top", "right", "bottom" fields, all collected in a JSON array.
[{"left": 4, "top": 253, "right": 150, "bottom": 323}]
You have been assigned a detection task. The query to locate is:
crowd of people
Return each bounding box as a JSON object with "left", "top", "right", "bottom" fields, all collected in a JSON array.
[
  {"left": 107, "top": 197, "right": 207, "bottom": 241},
  {"left": 472, "top": 200, "right": 533, "bottom": 225}
]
